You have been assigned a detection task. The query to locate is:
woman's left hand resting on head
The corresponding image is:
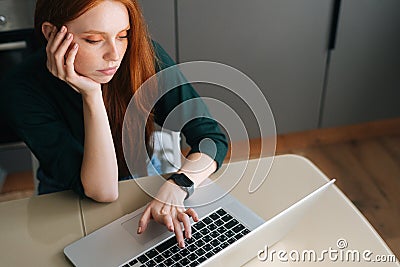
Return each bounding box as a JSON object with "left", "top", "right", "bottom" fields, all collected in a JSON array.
[
  {"left": 138, "top": 152, "right": 217, "bottom": 248},
  {"left": 43, "top": 24, "right": 119, "bottom": 202},
  {"left": 45, "top": 25, "right": 101, "bottom": 95}
]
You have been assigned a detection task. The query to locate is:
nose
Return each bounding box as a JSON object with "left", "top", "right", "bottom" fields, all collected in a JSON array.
[{"left": 104, "top": 41, "right": 120, "bottom": 61}]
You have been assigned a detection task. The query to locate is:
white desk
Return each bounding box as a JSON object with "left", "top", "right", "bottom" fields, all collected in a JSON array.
[
  {"left": 0, "top": 155, "right": 398, "bottom": 266},
  {"left": 0, "top": 191, "right": 83, "bottom": 266},
  {"left": 81, "top": 155, "right": 399, "bottom": 266}
]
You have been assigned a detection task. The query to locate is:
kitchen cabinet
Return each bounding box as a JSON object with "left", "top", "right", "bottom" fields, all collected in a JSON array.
[
  {"left": 138, "top": 0, "right": 176, "bottom": 61},
  {"left": 142, "top": 0, "right": 400, "bottom": 135},
  {"left": 320, "top": 0, "right": 400, "bottom": 127},
  {"left": 177, "top": 0, "right": 333, "bottom": 136}
]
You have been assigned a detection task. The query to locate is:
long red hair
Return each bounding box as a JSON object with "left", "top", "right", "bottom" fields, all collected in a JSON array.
[{"left": 35, "top": 0, "right": 156, "bottom": 176}]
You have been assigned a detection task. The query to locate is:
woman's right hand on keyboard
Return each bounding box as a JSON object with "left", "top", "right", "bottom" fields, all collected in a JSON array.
[{"left": 137, "top": 180, "right": 199, "bottom": 248}]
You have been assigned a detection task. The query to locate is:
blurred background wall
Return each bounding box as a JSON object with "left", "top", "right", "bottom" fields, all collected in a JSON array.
[{"left": 1, "top": 0, "right": 400, "bottom": 174}]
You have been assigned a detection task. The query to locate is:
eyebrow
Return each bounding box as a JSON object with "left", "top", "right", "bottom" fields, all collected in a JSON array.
[{"left": 81, "top": 26, "right": 130, "bottom": 35}]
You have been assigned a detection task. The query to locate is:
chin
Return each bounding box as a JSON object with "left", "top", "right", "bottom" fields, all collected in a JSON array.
[{"left": 93, "top": 76, "right": 114, "bottom": 84}]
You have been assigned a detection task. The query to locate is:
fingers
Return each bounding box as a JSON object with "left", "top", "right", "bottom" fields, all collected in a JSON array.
[
  {"left": 137, "top": 205, "right": 152, "bottom": 234},
  {"left": 138, "top": 204, "right": 198, "bottom": 249},
  {"left": 48, "top": 26, "right": 67, "bottom": 54},
  {"left": 185, "top": 208, "right": 199, "bottom": 222},
  {"left": 159, "top": 208, "right": 194, "bottom": 248},
  {"left": 154, "top": 205, "right": 175, "bottom": 233},
  {"left": 174, "top": 208, "right": 196, "bottom": 247},
  {"left": 64, "top": 43, "right": 80, "bottom": 92},
  {"left": 54, "top": 32, "right": 73, "bottom": 76},
  {"left": 172, "top": 215, "right": 186, "bottom": 248},
  {"left": 163, "top": 215, "right": 174, "bottom": 233},
  {"left": 178, "top": 212, "right": 192, "bottom": 239},
  {"left": 45, "top": 25, "right": 74, "bottom": 79},
  {"left": 47, "top": 26, "right": 57, "bottom": 45},
  {"left": 45, "top": 27, "right": 57, "bottom": 71}
]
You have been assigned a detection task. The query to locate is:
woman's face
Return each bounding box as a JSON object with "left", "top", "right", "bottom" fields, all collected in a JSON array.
[{"left": 66, "top": 1, "right": 130, "bottom": 84}]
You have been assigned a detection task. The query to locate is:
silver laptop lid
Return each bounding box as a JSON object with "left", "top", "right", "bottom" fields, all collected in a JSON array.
[{"left": 202, "top": 179, "right": 336, "bottom": 266}]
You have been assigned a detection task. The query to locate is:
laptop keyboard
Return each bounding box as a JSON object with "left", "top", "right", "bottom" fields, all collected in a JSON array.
[{"left": 120, "top": 208, "right": 251, "bottom": 267}]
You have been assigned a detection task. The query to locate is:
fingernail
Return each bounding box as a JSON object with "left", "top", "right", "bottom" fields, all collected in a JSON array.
[
  {"left": 66, "top": 33, "right": 72, "bottom": 39},
  {"left": 137, "top": 227, "right": 142, "bottom": 234},
  {"left": 73, "top": 43, "right": 78, "bottom": 50},
  {"left": 180, "top": 241, "right": 185, "bottom": 248},
  {"left": 61, "top": 26, "right": 66, "bottom": 33}
]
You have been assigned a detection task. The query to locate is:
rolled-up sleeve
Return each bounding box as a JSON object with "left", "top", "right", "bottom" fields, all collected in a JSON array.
[{"left": 152, "top": 41, "right": 228, "bottom": 170}]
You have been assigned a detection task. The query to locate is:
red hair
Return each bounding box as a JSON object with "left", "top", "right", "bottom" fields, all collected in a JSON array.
[{"left": 35, "top": 0, "right": 156, "bottom": 176}]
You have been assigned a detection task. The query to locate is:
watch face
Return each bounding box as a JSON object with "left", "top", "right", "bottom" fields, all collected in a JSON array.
[
  {"left": 170, "top": 173, "right": 193, "bottom": 187},
  {"left": 174, "top": 173, "right": 194, "bottom": 187}
]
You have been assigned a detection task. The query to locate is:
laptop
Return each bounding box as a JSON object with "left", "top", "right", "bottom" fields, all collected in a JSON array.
[{"left": 64, "top": 177, "right": 335, "bottom": 267}]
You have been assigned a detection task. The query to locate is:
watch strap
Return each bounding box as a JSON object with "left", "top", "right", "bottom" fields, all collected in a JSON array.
[{"left": 168, "top": 173, "right": 194, "bottom": 200}]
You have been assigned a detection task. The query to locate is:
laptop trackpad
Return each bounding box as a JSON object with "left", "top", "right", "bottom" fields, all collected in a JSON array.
[{"left": 121, "top": 213, "right": 170, "bottom": 245}]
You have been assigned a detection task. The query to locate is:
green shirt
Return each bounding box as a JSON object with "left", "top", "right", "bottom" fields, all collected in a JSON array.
[{"left": 0, "top": 41, "right": 227, "bottom": 197}]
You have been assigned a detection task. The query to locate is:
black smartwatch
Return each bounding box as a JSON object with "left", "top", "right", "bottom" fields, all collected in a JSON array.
[{"left": 167, "top": 173, "right": 194, "bottom": 200}]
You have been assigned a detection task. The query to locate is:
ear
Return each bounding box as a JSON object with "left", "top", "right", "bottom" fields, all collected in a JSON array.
[{"left": 42, "top": 22, "right": 56, "bottom": 41}]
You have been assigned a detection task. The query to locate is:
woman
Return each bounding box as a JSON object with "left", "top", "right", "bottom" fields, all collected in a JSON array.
[{"left": 0, "top": 0, "right": 227, "bottom": 247}]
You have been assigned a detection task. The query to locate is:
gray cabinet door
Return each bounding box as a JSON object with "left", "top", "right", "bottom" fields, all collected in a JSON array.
[
  {"left": 321, "top": 0, "right": 400, "bottom": 127},
  {"left": 138, "top": 0, "right": 176, "bottom": 60},
  {"left": 177, "top": 0, "right": 333, "bottom": 135}
]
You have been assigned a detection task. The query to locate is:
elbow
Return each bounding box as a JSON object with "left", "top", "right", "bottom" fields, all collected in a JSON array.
[
  {"left": 83, "top": 183, "right": 119, "bottom": 203},
  {"left": 86, "top": 189, "right": 119, "bottom": 203},
  {"left": 81, "top": 171, "right": 119, "bottom": 202}
]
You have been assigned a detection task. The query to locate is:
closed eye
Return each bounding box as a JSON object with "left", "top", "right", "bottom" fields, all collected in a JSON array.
[
  {"left": 84, "top": 39, "right": 101, "bottom": 44},
  {"left": 118, "top": 29, "right": 130, "bottom": 39}
]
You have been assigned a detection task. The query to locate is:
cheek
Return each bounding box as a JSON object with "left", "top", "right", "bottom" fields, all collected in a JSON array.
[
  {"left": 73, "top": 48, "right": 96, "bottom": 74},
  {"left": 119, "top": 42, "right": 128, "bottom": 57}
]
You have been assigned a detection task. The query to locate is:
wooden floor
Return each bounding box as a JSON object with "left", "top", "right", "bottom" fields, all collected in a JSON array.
[
  {"left": 1, "top": 117, "right": 399, "bottom": 258},
  {"left": 239, "top": 117, "right": 400, "bottom": 259}
]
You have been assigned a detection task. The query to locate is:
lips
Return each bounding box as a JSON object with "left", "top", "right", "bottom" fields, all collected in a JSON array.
[{"left": 97, "top": 66, "right": 118, "bottom": 76}]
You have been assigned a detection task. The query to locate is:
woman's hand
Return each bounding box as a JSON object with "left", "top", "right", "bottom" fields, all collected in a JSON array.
[
  {"left": 45, "top": 26, "right": 101, "bottom": 95},
  {"left": 137, "top": 180, "right": 199, "bottom": 248}
]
